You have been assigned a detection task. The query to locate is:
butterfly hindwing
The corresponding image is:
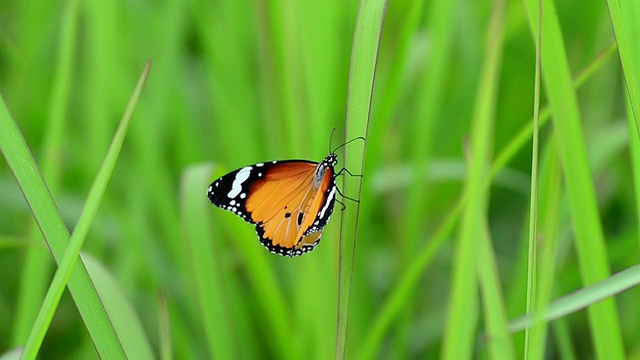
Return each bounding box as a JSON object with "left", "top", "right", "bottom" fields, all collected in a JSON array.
[{"left": 207, "top": 155, "right": 338, "bottom": 257}]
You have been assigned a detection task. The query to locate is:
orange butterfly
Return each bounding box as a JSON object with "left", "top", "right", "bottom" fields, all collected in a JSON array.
[{"left": 207, "top": 134, "right": 363, "bottom": 257}]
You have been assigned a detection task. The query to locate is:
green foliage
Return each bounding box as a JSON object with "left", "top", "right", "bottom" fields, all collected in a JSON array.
[{"left": 1, "top": 0, "right": 639, "bottom": 359}]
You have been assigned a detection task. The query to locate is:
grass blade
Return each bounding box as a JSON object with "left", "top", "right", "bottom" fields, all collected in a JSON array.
[
  {"left": 522, "top": 0, "right": 625, "bottom": 357},
  {"left": 336, "top": 0, "right": 388, "bottom": 358},
  {"left": 20, "top": 59, "right": 151, "bottom": 359},
  {"left": 358, "top": 40, "right": 617, "bottom": 358},
  {"left": 83, "top": 253, "right": 155, "bottom": 359},
  {"left": 524, "top": 0, "right": 542, "bottom": 357},
  {"left": 1, "top": 60, "right": 151, "bottom": 359},
  {"left": 442, "top": 0, "right": 505, "bottom": 357},
  {"left": 180, "top": 164, "right": 237, "bottom": 359},
  {"left": 477, "top": 220, "right": 515, "bottom": 359},
  {"left": 1, "top": 95, "right": 129, "bottom": 357},
  {"left": 12, "top": 0, "right": 80, "bottom": 344},
  {"left": 606, "top": 0, "right": 640, "bottom": 134},
  {"left": 509, "top": 264, "right": 640, "bottom": 332}
]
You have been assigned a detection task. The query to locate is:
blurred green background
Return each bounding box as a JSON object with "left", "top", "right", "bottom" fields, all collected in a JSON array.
[{"left": 1, "top": 0, "right": 640, "bottom": 358}]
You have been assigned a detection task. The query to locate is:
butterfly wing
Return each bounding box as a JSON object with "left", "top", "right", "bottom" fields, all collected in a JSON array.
[{"left": 207, "top": 157, "right": 337, "bottom": 257}]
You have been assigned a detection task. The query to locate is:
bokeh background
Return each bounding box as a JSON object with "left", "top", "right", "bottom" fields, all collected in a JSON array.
[{"left": 1, "top": 0, "right": 640, "bottom": 358}]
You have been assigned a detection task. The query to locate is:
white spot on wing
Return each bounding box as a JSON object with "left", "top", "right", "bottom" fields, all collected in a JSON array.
[
  {"left": 317, "top": 187, "right": 336, "bottom": 220},
  {"left": 228, "top": 167, "right": 252, "bottom": 198}
]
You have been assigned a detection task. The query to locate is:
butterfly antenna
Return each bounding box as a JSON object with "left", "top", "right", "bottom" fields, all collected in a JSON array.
[
  {"left": 332, "top": 135, "right": 366, "bottom": 154},
  {"left": 328, "top": 127, "right": 337, "bottom": 154}
]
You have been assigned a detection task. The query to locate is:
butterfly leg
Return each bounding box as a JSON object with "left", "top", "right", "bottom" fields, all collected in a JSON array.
[
  {"left": 335, "top": 185, "right": 360, "bottom": 203},
  {"left": 335, "top": 167, "right": 362, "bottom": 203},
  {"left": 335, "top": 167, "right": 363, "bottom": 178}
]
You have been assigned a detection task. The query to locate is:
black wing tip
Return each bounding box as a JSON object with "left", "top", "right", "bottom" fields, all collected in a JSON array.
[{"left": 206, "top": 183, "right": 216, "bottom": 202}]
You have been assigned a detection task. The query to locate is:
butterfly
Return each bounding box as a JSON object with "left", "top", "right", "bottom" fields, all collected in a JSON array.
[{"left": 207, "top": 134, "right": 363, "bottom": 257}]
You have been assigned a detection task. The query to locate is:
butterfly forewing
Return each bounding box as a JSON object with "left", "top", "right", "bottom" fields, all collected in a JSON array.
[
  {"left": 244, "top": 161, "right": 317, "bottom": 223},
  {"left": 207, "top": 155, "right": 338, "bottom": 257}
]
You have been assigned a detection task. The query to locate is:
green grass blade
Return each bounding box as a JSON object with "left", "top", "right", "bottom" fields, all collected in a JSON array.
[
  {"left": 477, "top": 221, "right": 515, "bottom": 359},
  {"left": 391, "top": 0, "right": 456, "bottom": 355},
  {"left": 402, "top": 0, "right": 455, "bottom": 253},
  {"left": 606, "top": 0, "right": 640, "bottom": 134},
  {"left": 524, "top": 0, "right": 542, "bottom": 357},
  {"left": 442, "top": 0, "right": 505, "bottom": 358},
  {"left": 20, "top": 59, "right": 151, "bottom": 359},
  {"left": 610, "top": 0, "right": 640, "bottom": 244},
  {"left": 522, "top": 0, "right": 625, "bottom": 357},
  {"left": 157, "top": 290, "right": 172, "bottom": 360},
  {"left": 180, "top": 164, "right": 237, "bottom": 359},
  {"left": 12, "top": 0, "right": 80, "bottom": 344},
  {"left": 83, "top": 253, "right": 155, "bottom": 359},
  {"left": 509, "top": 264, "right": 640, "bottom": 332},
  {"left": 0, "top": 97, "right": 126, "bottom": 357},
  {"left": 358, "top": 41, "right": 616, "bottom": 358},
  {"left": 490, "top": 42, "right": 617, "bottom": 179},
  {"left": 336, "top": 0, "right": 388, "bottom": 358},
  {"left": 527, "top": 141, "right": 562, "bottom": 359},
  {"left": 628, "top": 96, "right": 640, "bottom": 231}
]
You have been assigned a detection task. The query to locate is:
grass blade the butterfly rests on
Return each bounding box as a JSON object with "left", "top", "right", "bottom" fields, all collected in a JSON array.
[{"left": 336, "top": 0, "right": 388, "bottom": 358}]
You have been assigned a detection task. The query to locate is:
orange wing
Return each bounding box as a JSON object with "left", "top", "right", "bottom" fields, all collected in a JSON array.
[
  {"left": 208, "top": 153, "right": 339, "bottom": 257},
  {"left": 245, "top": 161, "right": 335, "bottom": 256}
]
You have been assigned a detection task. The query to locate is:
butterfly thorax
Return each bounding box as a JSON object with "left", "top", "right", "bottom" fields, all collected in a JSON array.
[{"left": 314, "top": 153, "right": 338, "bottom": 186}]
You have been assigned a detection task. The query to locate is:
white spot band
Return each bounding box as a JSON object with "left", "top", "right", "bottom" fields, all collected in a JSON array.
[{"left": 227, "top": 167, "right": 252, "bottom": 198}]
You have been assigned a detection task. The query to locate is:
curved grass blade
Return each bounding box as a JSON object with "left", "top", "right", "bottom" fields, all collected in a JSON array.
[
  {"left": 508, "top": 264, "right": 640, "bottom": 333},
  {"left": 0, "top": 59, "right": 152, "bottom": 359}
]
